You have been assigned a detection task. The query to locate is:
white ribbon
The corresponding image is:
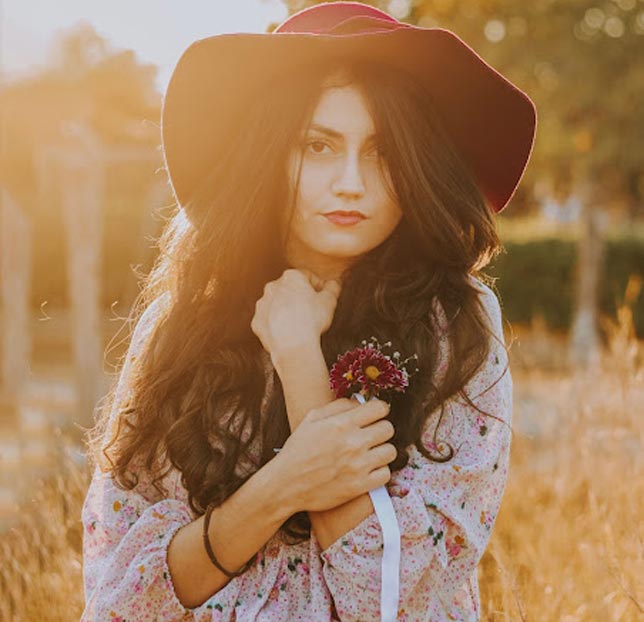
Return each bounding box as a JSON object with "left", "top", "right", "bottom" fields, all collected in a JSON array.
[
  {"left": 274, "top": 393, "right": 401, "bottom": 620},
  {"left": 353, "top": 392, "right": 400, "bottom": 622}
]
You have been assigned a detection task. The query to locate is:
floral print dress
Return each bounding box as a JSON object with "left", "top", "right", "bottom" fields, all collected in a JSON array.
[{"left": 81, "top": 277, "right": 513, "bottom": 621}]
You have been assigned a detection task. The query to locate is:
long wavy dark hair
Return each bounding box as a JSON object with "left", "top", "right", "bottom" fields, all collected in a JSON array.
[{"left": 86, "top": 55, "right": 513, "bottom": 544}]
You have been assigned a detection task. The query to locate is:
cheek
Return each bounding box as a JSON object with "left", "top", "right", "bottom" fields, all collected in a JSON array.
[
  {"left": 283, "top": 156, "right": 322, "bottom": 235},
  {"left": 371, "top": 173, "right": 403, "bottom": 233},
  {"left": 374, "top": 202, "right": 403, "bottom": 239},
  {"left": 284, "top": 179, "right": 323, "bottom": 242},
  {"left": 297, "top": 162, "right": 329, "bottom": 209}
]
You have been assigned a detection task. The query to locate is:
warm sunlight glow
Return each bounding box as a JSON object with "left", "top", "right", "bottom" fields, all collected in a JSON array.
[
  {"left": 0, "top": 3, "right": 641, "bottom": 620},
  {"left": 2, "top": 0, "right": 288, "bottom": 90}
]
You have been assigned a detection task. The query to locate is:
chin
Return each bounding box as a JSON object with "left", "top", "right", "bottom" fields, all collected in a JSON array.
[{"left": 313, "top": 240, "right": 370, "bottom": 256}]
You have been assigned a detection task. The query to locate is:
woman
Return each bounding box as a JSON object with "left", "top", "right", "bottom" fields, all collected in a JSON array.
[{"left": 81, "top": 3, "right": 536, "bottom": 621}]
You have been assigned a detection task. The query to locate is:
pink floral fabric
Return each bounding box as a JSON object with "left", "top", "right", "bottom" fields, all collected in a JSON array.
[{"left": 81, "top": 277, "right": 513, "bottom": 621}]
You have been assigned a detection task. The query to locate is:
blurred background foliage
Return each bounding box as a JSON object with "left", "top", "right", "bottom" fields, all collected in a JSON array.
[{"left": 0, "top": 0, "right": 642, "bottom": 330}]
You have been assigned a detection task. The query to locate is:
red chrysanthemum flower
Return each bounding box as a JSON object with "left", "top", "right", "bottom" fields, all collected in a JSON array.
[{"left": 329, "top": 337, "right": 419, "bottom": 402}]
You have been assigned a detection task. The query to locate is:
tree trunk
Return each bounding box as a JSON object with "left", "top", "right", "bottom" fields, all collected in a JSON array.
[
  {"left": 60, "top": 146, "right": 105, "bottom": 429},
  {"left": 568, "top": 181, "right": 605, "bottom": 369},
  {"left": 0, "top": 189, "right": 32, "bottom": 423}
]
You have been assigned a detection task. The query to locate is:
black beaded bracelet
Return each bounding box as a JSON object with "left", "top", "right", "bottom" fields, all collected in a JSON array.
[{"left": 202, "top": 502, "right": 254, "bottom": 578}]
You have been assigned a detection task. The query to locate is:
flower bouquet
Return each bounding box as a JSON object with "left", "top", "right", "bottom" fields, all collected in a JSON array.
[
  {"left": 328, "top": 337, "right": 418, "bottom": 622},
  {"left": 329, "top": 336, "right": 418, "bottom": 402}
]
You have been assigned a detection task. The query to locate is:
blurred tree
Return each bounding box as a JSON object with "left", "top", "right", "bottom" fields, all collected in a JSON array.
[
  {"left": 0, "top": 21, "right": 165, "bottom": 309},
  {"left": 0, "top": 21, "right": 160, "bottom": 205},
  {"left": 0, "top": 23, "right": 168, "bottom": 425}
]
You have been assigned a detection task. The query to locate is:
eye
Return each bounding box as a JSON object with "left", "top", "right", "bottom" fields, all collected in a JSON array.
[
  {"left": 366, "top": 144, "right": 386, "bottom": 159},
  {"left": 305, "top": 139, "right": 332, "bottom": 155}
]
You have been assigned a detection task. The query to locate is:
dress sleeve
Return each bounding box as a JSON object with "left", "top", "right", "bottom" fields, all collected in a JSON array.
[
  {"left": 317, "top": 282, "right": 513, "bottom": 620},
  {"left": 80, "top": 295, "right": 249, "bottom": 621}
]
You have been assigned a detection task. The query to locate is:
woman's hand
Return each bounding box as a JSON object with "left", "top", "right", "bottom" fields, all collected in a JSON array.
[
  {"left": 273, "top": 397, "right": 397, "bottom": 513},
  {"left": 251, "top": 268, "right": 341, "bottom": 359}
]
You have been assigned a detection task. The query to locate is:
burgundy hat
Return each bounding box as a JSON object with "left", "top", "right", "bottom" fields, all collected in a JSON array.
[{"left": 161, "top": 1, "right": 537, "bottom": 224}]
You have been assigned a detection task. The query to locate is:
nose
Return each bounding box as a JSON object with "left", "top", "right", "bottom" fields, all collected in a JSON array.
[{"left": 332, "top": 152, "right": 366, "bottom": 199}]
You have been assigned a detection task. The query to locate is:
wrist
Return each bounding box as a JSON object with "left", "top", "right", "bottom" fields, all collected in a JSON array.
[
  {"left": 263, "top": 452, "right": 303, "bottom": 516},
  {"left": 270, "top": 339, "right": 322, "bottom": 376}
]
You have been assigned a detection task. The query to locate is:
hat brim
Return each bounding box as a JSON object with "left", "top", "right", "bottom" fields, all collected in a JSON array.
[{"left": 161, "top": 26, "right": 537, "bottom": 217}]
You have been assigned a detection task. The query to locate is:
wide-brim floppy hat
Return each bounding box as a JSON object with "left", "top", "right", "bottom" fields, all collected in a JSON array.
[{"left": 161, "top": 1, "right": 537, "bottom": 225}]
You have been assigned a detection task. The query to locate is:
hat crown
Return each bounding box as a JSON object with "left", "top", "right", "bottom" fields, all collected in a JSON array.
[{"left": 274, "top": 1, "right": 400, "bottom": 35}]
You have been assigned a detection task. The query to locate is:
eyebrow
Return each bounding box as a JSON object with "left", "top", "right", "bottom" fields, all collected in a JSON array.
[{"left": 307, "top": 123, "right": 378, "bottom": 142}]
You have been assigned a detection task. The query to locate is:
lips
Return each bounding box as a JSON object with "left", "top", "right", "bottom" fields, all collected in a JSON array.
[
  {"left": 324, "top": 211, "right": 366, "bottom": 218},
  {"left": 323, "top": 212, "right": 366, "bottom": 226}
]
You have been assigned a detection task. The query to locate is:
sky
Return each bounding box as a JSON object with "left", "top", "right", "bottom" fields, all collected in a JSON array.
[{"left": 0, "top": 0, "right": 289, "bottom": 92}]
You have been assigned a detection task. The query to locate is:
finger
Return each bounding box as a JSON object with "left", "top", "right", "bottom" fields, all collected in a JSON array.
[
  {"left": 368, "top": 464, "right": 392, "bottom": 489},
  {"left": 310, "top": 272, "right": 326, "bottom": 291},
  {"left": 337, "top": 397, "right": 390, "bottom": 428},
  {"left": 367, "top": 442, "right": 398, "bottom": 468},
  {"left": 299, "top": 268, "right": 325, "bottom": 292},
  {"left": 319, "top": 285, "right": 340, "bottom": 308},
  {"left": 307, "top": 397, "right": 355, "bottom": 421},
  {"left": 365, "top": 418, "right": 396, "bottom": 448},
  {"left": 322, "top": 278, "right": 342, "bottom": 298},
  {"left": 281, "top": 269, "right": 307, "bottom": 287}
]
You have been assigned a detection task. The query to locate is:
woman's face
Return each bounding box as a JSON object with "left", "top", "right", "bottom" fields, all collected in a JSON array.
[{"left": 284, "top": 82, "right": 403, "bottom": 282}]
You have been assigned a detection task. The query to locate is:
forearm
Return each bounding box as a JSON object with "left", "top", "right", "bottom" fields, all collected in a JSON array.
[
  {"left": 272, "top": 342, "right": 376, "bottom": 552},
  {"left": 167, "top": 456, "right": 295, "bottom": 609}
]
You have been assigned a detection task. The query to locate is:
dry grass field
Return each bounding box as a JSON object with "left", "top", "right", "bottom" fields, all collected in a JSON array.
[{"left": 0, "top": 304, "right": 641, "bottom": 621}]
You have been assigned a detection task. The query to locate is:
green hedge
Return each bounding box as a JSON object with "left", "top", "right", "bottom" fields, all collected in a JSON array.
[{"left": 488, "top": 235, "right": 644, "bottom": 338}]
